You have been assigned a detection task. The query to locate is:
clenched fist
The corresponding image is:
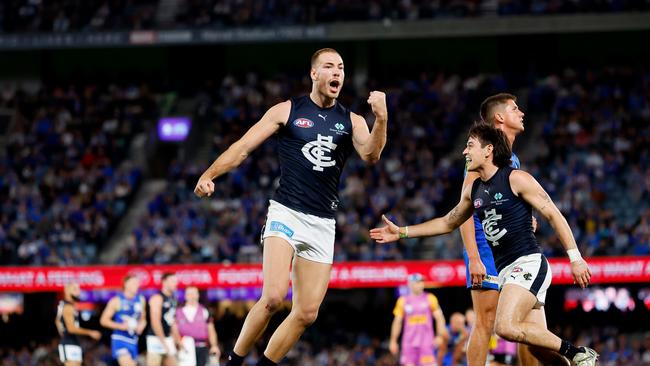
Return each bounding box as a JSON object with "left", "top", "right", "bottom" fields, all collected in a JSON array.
[
  {"left": 367, "top": 91, "right": 387, "bottom": 121},
  {"left": 194, "top": 175, "right": 215, "bottom": 197}
]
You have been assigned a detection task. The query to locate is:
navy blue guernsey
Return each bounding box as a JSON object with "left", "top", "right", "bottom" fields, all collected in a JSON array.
[
  {"left": 273, "top": 95, "right": 354, "bottom": 218},
  {"left": 470, "top": 167, "right": 540, "bottom": 271}
]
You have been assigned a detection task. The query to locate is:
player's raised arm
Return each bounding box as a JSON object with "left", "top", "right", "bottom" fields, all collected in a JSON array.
[
  {"left": 350, "top": 91, "right": 387, "bottom": 164},
  {"left": 509, "top": 170, "right": 592, "bottom": 288},
  {"left": 194, "top": 100, "right": 291, "bottom": 197},
  {"left": 370, "top": 183, "right": 475, "bottom": 243}
]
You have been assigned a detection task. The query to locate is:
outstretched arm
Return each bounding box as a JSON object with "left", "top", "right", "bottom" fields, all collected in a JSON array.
[
  {"left": 510, "top": 170, "right": 592, "bottom": 288},
  {"left": 351, "top": 91, "right": 387, "bottom": 164},
  {"left": 195, "top": 100, "right": 291, "bottom": 197},
  {"left": 370, "top": 183, "right": 475, "bottom": 243}
]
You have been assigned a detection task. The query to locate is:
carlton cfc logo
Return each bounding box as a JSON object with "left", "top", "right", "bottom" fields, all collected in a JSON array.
[{"left": 293, "top": 118, "right": 314, "bottom": 128}]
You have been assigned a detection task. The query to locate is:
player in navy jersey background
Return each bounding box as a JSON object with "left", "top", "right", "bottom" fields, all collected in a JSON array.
[
  {"left": 371, "top": 122, "right": 598, "bottom": 366},
  {"left": 194, "top": 48, "right": 388, "bottom": 366},
  {"left": 459, "top": 93, "right": 541, "bottom": 366}
]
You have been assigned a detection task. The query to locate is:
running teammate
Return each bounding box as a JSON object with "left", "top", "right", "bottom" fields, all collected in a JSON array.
[
  {"left": 371, "top": 123, "right": 599, "bottom": 366},
  {"left": 461, "top": 93, "right": 566, "bottom": 366}
]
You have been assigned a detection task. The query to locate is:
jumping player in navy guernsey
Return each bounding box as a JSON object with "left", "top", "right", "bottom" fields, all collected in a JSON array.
[
  {"left": 146, "top": 272, "right": 179, "bottom": 366},
  {"left": 459, "top": 94, "right": 564, "bottom": 366},
  {"left": 371, "top": 123, "right": 599, "bottom": 366},
  {"left": 55, "top": 283, "right": 102, "bottom": 366},
  {"left": 194, "top": 48, "right": 388, "bottom": 366}
]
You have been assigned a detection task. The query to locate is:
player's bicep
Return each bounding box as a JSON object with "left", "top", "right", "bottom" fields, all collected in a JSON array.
[
  {"left": 351, "top": 113, "right": 371, "bottom": 152},
  {"left": 511, "top": 171, "right": 558, "bottom": 220},
  {"left": 63, "top": 305, "right": 76, "bottom": 330},
  {"left": 460, "top": 172, "right": 480, "bottom": 227},
  {"left": 101, "top": 298, "right": 117, "bottom": 321}
]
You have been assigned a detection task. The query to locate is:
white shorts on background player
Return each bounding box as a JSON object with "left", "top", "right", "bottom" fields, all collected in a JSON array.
[
  {"left": 146, "top": 335, "right": 177, "bottom": 355},
  {"left": 262, "top": 200, "right": 335, "bottom": 264},
  {"left": 59, "top": 344, "right": 82, "bottom": 363},
  {"left": 497, "top": 253, "right": 552, "bottom": 307}
]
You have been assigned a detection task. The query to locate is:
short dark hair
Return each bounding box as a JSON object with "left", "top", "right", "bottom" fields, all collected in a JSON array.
[
  {"left": 311, "top": 48, "right": 339, "bottom": 68},
  {"left": 161, "top": 272, "right": 176, "bottom": 282},
  {"left": 468, "top": 122, "right": 512, "bottom": 168},
  {"left": 480, "top": 93, "right": 516, "bottom": 125}
]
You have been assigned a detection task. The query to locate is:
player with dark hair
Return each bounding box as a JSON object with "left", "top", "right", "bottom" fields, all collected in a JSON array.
[
  {"left": 147, "top": 272, "right": 179, "bottom": 365},
  {"left": 55, "top": 283, "right": 102, "bottom": 366},
  {"left": 371, "top": 123, "right": 599, "bottom": 366}
]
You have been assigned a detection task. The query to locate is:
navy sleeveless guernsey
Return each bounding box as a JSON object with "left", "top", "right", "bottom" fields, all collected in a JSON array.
[
  {"left": 57, "top": 300, "right": 80, "bottom": 346},
  {"left": 470, "top": 167, "right": 541, "bottom": 271},
  {"left": 147, "top": 291, "right": 177, "bottom": 337},
  {"left": 273, "top": 95, "right": 354, "bottom": 219}
]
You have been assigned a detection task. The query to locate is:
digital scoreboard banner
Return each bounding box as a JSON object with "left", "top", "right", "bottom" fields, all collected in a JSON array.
[{"left": 0, "top": 256, "right": 648, "bottom": 292}]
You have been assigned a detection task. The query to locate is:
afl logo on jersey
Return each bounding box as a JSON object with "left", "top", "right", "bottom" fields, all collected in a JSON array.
[
  {"left": 474, "top": 198, "right": 483, "bottom": 208},
  {"left": 293, "top": 118, "right": 314, "bottom": 128}
]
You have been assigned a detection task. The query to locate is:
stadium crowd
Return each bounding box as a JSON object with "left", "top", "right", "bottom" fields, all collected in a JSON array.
[
  {"left": 119, "top": 65, "right": 650, "bottom": 265},
  {"left": 0, "top": 83, "right": 151, "bottom": 265},
  {"left": 2, "top": 0, "right": 649, "bottom": 33}
]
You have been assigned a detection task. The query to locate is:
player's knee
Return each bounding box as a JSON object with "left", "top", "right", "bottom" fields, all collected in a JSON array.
[
  {"left": 474, "top": 309, "right": 496, "bottom": 333},
  {"left": 293, "top": 307, "right": 319, "bottom": 326},
  {"left": 495, "top": 320, "right": 523, "bottom": 343},
  {"left": 260, "top": 291, "right": 285, "bottom": 313}
]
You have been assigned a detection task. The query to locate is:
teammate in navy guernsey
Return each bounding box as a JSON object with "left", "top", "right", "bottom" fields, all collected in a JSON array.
[
  {"left": 55, "top": 283, "right": 102, "bottom": 366},
  {"left": 194, "top": 48, "right": 388, "bottom": 366},
  {"left": 146, "top": 272, "right": 179, "bottom": 366},
  {"left": 459, "top": 94, "right": 565, "bottom": 366},
  {"left": 100, "top": 274, "right": 147, "bottom": 366},
  {"left": 371, "top": 123, "right": 599, "bottom": 366}
]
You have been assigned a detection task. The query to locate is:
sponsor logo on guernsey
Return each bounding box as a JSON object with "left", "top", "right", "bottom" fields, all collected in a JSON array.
[
  {"left": 302, "top": 134, "right": 337, "bottom": 171},
  {"left": 270, "top": 221, "right": 294, "bottom": 238},
  {"left": 492, "top": 191, "right": 509, "bottom": 204},
  {"left": 329, "top": 122, "right": 349, "bottom": 135},
  {"left": 293, "top": 118, "right": 314, "bottom": 128}
]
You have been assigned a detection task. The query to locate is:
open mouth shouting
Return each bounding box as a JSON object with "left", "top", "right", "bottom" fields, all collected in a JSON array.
[{"left": 328, "top": 79, "right": 341, "bottom": 94}]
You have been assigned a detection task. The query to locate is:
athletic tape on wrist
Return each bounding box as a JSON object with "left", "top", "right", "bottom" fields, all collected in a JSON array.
[{"left": 567, "top": 248, "right": 582, "bottom": 262}]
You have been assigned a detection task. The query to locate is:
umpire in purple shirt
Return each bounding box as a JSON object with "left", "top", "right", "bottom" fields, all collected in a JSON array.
[{"left": 175, "top": 287, "right": 220, "bottom": 365}]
